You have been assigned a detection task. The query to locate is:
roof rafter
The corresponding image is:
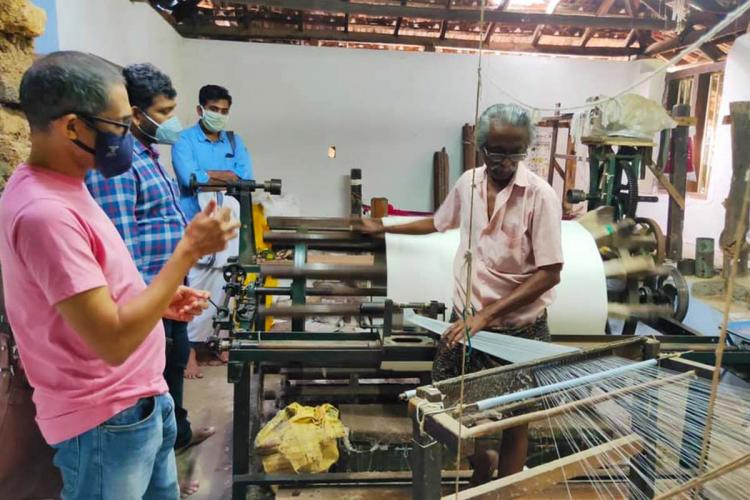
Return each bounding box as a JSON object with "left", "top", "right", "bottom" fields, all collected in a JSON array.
[
  {"left": 222, "top": 0, "right": 676, "bottom": 31},
  {"left": 173, "top": 20, "right": 641, "bottom": 56}
]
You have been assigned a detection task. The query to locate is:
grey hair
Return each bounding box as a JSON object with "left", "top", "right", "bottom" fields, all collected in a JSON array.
[
  {"left": 476, "top": 103, "right": 535, "bottom": 148},
  {"left": 20, "top": 51, "right": 125, "bottom": 131}
]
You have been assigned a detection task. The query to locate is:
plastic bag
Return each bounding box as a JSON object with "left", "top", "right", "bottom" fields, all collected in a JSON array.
[
  {"left": 576, "top": 94, "right": 676, "bottom": 140},
  {"left": 599, "top": 94, "right": 676, "bottom": 139},
  {"left": 254, "top": 403, "right": 346, "bottom": 474}
]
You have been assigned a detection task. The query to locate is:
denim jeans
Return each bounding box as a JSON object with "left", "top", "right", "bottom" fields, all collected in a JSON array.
[
  {"left": 162, "top": 319, "right": 192, "bottom": 448},
  {"left": 52, "top": 394, "right": 179, "bottom": 500}
]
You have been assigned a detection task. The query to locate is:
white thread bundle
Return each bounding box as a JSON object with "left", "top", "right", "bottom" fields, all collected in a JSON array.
[{"left": 454, "top": 355, "right": 750, "bottom": 499}]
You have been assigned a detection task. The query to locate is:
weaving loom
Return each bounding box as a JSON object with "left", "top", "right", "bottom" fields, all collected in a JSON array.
[{"left": 409, "top": 336, "right": 750, "bottom": 499}]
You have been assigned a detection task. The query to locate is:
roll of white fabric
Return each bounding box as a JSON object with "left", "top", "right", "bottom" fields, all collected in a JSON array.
[{"left": 383, "top": 217, "right": 607, "bottom": 335}]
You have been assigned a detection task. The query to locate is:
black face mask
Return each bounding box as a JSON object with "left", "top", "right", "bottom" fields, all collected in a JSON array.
[{"left": 72, "top": 116, "right": 134, "bottom": 178}]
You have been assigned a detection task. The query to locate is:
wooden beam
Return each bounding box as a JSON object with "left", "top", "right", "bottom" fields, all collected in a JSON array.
[
  {"left": 667, "top": 104, "right": 691, "bottom": 261},
  {"left": 646, "top": 12, "right": 750, "bottom": 56},
  {"left": 646, "top": 162, "right": 686, "bottom": 210},
  {"left": 665, "top": 60, "right": 725, "bottom": 81},
  {"left": 719, "top": 102, "right": 750, "bottom": 272},
  {"left": 625, "top": 29, "right": 638, "bottom": 47},
  {"left": 531, "top": 25, "right": 543, "bottom": 46},
  {"left": 655, "top": 450, "right": 750, "bottom": 500},
  {"left": 424, "top": 411, "right": 475, "bottom": 457},
  {"left": 174, "top": 22, "right": 641, "bottom": 56},
  {"left": 532, "top": 0, "right": 558, "bottom": 48},
  {"left": 484, "top": 22, "right": 496, "bottom": 44},
  {"left": 483, "top": 0, "right": 507, "bottom": 45},
  {"left": 394, "top": 17, "right": 403, "bottom": 36},
  {"left": 580, "top": 0, "right": 616, "bottom": 48},
  {"left": 444, "top": 435, "right": 644, "bottom": 500},
  {"left": 225, "top": 0, "right": 676, "bottom": 30},
  {"left": 623, "top": 0, "right": 636, "bottom": 17},
  {"left": 689, "top": 0, "right": 730, "bottom": 13},
  {"left": 698, "top": 42, "right": 724, "bottom": 61}
]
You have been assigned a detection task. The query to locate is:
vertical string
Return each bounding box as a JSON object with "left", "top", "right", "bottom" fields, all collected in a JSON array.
[
  {"left": 693, "top": 166, "right": 750, "bottom": 494},
  {"left": 453, "top": 0, "right": 487, "bottom": 496}
]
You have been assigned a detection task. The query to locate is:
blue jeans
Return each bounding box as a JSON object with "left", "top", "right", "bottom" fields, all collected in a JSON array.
[
  {"left": 163, "top": 319, "right": 192, "bottom": 448},
  {"left": 52, "top": 394, "right": 179, "bottom": 500}
]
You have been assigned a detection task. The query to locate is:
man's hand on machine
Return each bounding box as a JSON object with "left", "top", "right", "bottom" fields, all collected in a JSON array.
[
  {"left": 444, "top": 311, "right": 490, "bottom": 348},
  {"left": 207, "top": 171, "right": 239, "bottom": 184},
  {"left": 357, "top": 218, "right": 385, "bottom": 235},
  {"left": 178, "top": 199, "right": 241, "bottom": 261},
  {"left": 164, "top": 286, "right": 210, "bottom": 322}
]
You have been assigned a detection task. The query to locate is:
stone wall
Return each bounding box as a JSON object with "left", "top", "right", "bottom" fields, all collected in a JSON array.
[{"left": 0, "top": 0, "right": 45, "bottom": 188}]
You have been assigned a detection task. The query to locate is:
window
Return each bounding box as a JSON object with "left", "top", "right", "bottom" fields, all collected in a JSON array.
[{"left": 663, "top": 63, "right": 725, "bottom": 196}]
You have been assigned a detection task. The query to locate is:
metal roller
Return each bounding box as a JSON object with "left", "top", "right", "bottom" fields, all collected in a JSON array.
[
  {"left": 254, "top": 286, "right": 388, "bottom": 297},
  {"left": 263, "top": 230, "right": 384, "bottom": 250},
  {"left": 260, "top": 262, "right": 387, "bottom": 280},
  {"left": 267, "top": 217, "right": 361, "bottom": 231},
  {"left": 258, "top": 303, "right": 386, "bottom": 318}
]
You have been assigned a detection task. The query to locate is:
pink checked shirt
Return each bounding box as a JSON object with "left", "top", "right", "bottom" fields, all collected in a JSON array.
[{"left": 433, "top": 164, "right": 563, "bottom": 328}]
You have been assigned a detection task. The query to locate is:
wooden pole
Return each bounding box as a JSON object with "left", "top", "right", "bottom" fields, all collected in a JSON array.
[
  {"left": 466, "top": 371, "right": 694, "bottom": 439},
  {"left": 693, "top": 102, "right": 750, "bottom": 496},
  {"left": 655, "top": 450, "right": 750, "bottom": 500},
  {"left": 720, "top": 102, "right": 750, "bottom": 277},
  {"left": 462, "top": 124, "right": 476, "bottom": 172},
  {"left": 667, "top": 104, "right": 690, "bottom": 261},
  {"left": 350, "top": 168, "right": 362, "bottom": 218},
  {"left": 562, "top": 133, "right": 577, "bottom": 218},
  {"left": 433, "top": 148, "right": 450, "bottom": 210},
  {"left": 547, "top": 104, "right": 561, "bottom": 185}
]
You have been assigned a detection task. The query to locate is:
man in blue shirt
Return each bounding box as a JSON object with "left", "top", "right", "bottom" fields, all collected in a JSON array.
[
  {"left": 87, "top": 64, "right": 215, "bottom": 497},
  {"left": 173, "top": 85, "right": 253, "bottom": 378},
  {"left": 173, "top": 85, "right": 253, "bottom": 220}
]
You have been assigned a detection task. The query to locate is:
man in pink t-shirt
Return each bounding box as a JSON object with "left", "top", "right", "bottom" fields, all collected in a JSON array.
[
  {"left": 0, "top": 52, "right": 239, "bottom": 499},
  {"left": 362, "top": 104, "right": 564, "bottom": 485}
]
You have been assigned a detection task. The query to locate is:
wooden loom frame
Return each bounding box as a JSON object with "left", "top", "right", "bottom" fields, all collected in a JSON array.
[{"left": 408, "top": 337, "right": 717, "bottom": 500}]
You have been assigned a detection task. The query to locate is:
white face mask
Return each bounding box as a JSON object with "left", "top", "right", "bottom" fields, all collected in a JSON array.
[{"left": 200, "top": 106, "right": 229, "bottom": 133}]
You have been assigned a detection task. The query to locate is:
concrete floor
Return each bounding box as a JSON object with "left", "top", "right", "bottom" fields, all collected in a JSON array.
[{"left": 181, "top": 365, "right": 235, "bottom": 500}]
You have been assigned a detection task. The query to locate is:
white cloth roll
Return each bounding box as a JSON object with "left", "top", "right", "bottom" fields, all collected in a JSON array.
[{"left": 383, "top": 217, "right": 607, "bottom": 335}]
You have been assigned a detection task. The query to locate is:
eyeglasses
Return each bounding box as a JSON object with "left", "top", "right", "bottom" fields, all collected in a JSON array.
[
  {"left": 481, "top": 145, "right": 527, "bottom": 162},
  {"left": 78, "top": 114, "right": 132, "bottom": 137}
]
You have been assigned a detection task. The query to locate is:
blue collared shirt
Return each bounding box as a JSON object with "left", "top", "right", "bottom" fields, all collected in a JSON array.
[
  {"left": 172, "top": 122, "right": 254, "bottom": 220},
  {"left": 86, "top": 139, "right": 189, "bottom": 284}
]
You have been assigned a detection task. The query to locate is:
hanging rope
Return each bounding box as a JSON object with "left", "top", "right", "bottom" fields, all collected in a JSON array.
[{"left": 452, "top": 0, "right": 487, "bottom": 496}]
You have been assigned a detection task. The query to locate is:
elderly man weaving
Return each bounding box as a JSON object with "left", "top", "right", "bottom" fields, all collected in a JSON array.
[{"left": 362, "top": 103, "right": 563, "bottom": 484}]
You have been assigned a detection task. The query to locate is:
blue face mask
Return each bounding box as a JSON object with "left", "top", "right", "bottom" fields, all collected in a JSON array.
[
  {"left": 139, "top": 111, "right": 183, "bottom": 145},
  {"left": 72, "top": 123, "right": 134, "bottom": 178}
]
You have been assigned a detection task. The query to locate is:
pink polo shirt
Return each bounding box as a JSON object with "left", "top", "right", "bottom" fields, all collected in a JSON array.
[
  {"left": 0, "top": 165, "right": 168, "bottom": 445},
  {"left": 434, "top": 164, "right": 563, "bottom": 328}
]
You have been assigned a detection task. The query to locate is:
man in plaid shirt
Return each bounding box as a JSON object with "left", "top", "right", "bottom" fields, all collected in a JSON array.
[{"left": 86, "top": 63, "right": 213, "bottom": 497}]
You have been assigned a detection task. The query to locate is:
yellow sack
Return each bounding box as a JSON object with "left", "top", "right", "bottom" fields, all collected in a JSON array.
[{"left": 254, "top": 403, "right": 346, "bottom": 474}]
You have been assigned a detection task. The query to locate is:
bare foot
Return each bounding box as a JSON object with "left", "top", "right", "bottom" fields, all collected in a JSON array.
[
  {"left": 207, "top": 351, "right": 229, "bottom": 366},
  {"left": 180, "top": 479, "right": 199, "bottom": 498},
  {"left": 184, "top": 348, "right": 203, "bottom": 379},
  {"left": 178, "top": 426, "right": 216, "bottom": 451}
]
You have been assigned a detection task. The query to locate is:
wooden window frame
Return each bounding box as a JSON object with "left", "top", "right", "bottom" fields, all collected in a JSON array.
[{"left": 662, "top": 61, "right": 726, "bottom": 198}]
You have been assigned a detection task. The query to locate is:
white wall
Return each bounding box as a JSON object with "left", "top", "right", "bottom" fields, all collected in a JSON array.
[
  {"left": 177, "top": 39, "right": 661, "bottom": 215},
  {"left": 637, "top": 34, "right": 750, "bottom": 263},
  {"left": 55, "top": 0, "right": 183, "bottom": 82},
  {"left": 54, "top": 0, "right": 663, "bottom": 216}
]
